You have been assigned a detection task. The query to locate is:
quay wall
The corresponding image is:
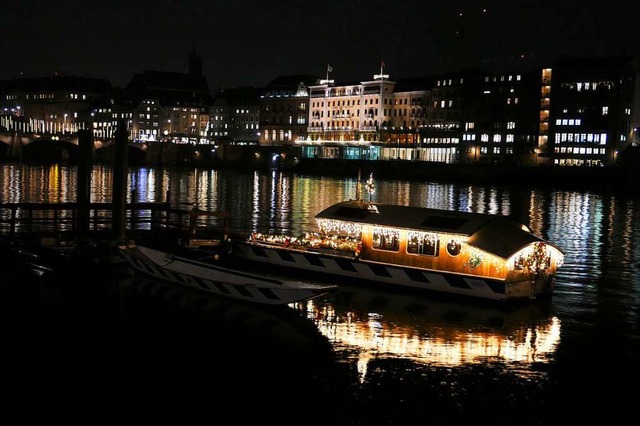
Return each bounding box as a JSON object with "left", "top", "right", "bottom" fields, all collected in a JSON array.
[{"left": 4, "top": 141, "right": 639, "bottom": 190}]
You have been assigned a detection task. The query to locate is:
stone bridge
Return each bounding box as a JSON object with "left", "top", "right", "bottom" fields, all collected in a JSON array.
[
  {"left": 0, "top": 132, "right": 145, "bottom": 163},
  {"left": 0, "top": 132, "right": 81, "bottom": 162}
]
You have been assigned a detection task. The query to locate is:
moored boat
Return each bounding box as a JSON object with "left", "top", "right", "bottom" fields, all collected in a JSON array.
[
  {"left": 118, "top": 244, "right": 338, "bottom": 306},
  {"left": 230, "top": 199, "right": 565, "bottom": 303}
]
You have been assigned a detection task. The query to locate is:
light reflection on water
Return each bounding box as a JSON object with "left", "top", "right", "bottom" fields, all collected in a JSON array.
[
  {"left": 293, "top": 287, "right": 561, "bottom": 381},
  {"left": 2, "top": 163, "right": 640, "bottom": 386}
]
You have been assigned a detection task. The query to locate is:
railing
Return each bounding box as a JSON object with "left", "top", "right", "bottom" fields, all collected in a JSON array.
[{"left": 0, "top": 201, "right": 230, "bottom": 238}]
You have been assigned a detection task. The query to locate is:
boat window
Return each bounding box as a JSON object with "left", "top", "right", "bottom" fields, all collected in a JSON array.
[
  {"left": 514, "top": 254, "right": 525, "bottom": 270},
  {"left": 407, "top": 231, "right": 439, "bottom": 256},
  {"left": 421, "top": 216, "right": 468, "bottom": 230},
  {"left": 446, "top": 239, "right": 462, "bottom": 256},
  {"left": 372, "top": 227, "right": 400, "bottom": 252}
]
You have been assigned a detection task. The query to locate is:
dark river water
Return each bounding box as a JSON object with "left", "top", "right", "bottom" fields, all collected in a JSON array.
[{"left": 1, "top": 163, "right": 638, "bottom": 424}]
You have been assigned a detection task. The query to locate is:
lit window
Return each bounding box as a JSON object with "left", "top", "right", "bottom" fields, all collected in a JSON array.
[
  {"left": 372, "top": 228, "right": 400, "bottom": 252},
  {"left": 407, "top": 232, "right": 439, "bottom": 256}
]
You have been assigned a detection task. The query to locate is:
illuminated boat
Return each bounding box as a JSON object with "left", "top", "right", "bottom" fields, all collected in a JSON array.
[
  {"left": 230, "top": 200, "right": 565, "bottom": 303},
  {"left": 118, "top": 244, "right": 338, "bottom": 306}
]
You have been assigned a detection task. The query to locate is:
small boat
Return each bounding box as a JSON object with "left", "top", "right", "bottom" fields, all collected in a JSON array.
[
  {"left": 230, "top": 199, "right": 565, "bottom": 303},
  {"left": 118, "top": 244, "right": 338, "bottom": 306}
]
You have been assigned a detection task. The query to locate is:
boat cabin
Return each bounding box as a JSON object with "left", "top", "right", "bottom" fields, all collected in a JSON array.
[{"left": 314, "top": 200, "right": 565, "bottom": 282}]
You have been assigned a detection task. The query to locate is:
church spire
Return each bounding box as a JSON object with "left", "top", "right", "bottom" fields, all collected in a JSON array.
[{"left": 188, "top": 39, "right": 202, "bottom": 76}]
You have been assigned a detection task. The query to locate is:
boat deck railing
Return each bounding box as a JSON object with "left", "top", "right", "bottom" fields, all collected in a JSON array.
[{"left": 249, "top": 234, "right": 359, "bottom": 259}]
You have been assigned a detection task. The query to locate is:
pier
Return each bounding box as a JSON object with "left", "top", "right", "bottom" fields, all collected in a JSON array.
[
  {"left": 0, "top": 199, "right": 229, "bottom": 238},
  {"left": 0, "top": 122, "right": 230, "bottom": 278}
]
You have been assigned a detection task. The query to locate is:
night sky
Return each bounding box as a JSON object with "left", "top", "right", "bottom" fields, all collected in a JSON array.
[{"left": 1, "top": 1, "right": 637, "bottom": 90}]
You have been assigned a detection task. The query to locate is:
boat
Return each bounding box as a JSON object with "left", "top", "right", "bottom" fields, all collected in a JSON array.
[
  {"left": 118, "top": 244, "right": 338, "bottom": 306},
  {"left": 229, "top": 199, "right": 565, "bottom": 303}
]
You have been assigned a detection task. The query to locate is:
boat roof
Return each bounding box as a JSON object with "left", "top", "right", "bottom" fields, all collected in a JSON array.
[{"left": 315, "top": 200, "right": 561, "bottom": 259}]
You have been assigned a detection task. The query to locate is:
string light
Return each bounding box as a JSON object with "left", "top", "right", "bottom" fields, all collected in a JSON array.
[{"left": 365, "top": 173, "right": 375, "bottom": 202}]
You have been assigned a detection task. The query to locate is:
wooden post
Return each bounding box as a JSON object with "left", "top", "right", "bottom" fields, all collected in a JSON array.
[
  {"left": 165, "top": 190, "right": 171, "bottom": 227},
  {"left": 131, "top": 189, "right": 137, "bottom": 230},
  {"left": 112, "top": 120, "right": 129, "bottom": 245},
  {"left": 76, "top": 129, "right": 92, "bottom": 232},
  {"left": 10, "top": 206, "right": 16, "bottom": 234}
]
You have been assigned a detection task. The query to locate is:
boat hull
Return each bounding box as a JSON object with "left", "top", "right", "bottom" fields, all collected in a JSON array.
[
  {"left": 231, "top": 241, "right": 555, "bottom": 303},
  {"left": 118, "top": 245, "right": 337, "bottom": 306}
]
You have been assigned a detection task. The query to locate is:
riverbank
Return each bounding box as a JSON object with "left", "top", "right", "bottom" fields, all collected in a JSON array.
[
  {"left": 6, "top": 140, "right": 639, "bottom": 191},
  {"left": 135, "top": 143, "right": 640, "bottom": 190}
]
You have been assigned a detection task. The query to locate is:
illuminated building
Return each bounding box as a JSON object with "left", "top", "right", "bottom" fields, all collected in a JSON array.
[
  {"left": 545, "top": 56, "right": 640, "bottom": 167},
  {"left": 302, "top": 70, "right": 395, "bottom": 160},
  {"left": 259, "top": 75, "right": 319, "bottom": 147},
  {"left": 123, "top": 44, "right": 213, "bottom": 144},
  {"left": 1, "top": 53, "right": 639, "bottom": 168},
  {"left": 210, "top": 86, "right": 261, "bottom": 146},
  {"left": 0, "top": 75, "right": 112, "bottom": 134}
]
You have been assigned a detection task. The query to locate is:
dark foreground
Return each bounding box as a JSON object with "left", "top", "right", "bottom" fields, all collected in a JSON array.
[{"left": 1, "top": 259, "right": 638, "bottom": 425}]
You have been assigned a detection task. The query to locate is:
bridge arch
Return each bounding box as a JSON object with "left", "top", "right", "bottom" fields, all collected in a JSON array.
[{"left": 21, "top": 138, "right": 80, "bottom": 162}]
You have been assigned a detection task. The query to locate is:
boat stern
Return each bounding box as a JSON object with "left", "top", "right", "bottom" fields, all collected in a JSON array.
[{"left": 505, "top": 273, "right": 556, "bottom": 301}]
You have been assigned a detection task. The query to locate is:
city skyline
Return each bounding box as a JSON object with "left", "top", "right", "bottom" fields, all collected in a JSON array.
[{"left": 2, "top": 1, "right": 638, "bottom": 90}]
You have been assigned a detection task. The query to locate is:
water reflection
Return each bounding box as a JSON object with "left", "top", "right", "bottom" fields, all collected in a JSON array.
[
  {"left": 294, "top": 285, "right": 560, "bottom": 382},
  {"left": 2, "top": 163, "right": 640, "bottom": 363}
]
